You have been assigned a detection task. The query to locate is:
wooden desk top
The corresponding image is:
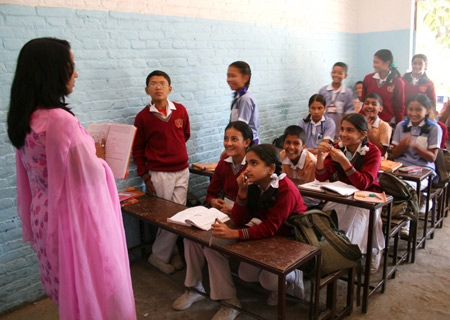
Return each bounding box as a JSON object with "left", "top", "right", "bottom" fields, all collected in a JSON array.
[
  {"left": 189, "top": 165, "right": 214, "bottom": 178},
  {"left": 122, "top": 196, "right": 320, "bottom": 275},
  {"left": 392, "top": 167, "right": 432, "bottom": 182}
]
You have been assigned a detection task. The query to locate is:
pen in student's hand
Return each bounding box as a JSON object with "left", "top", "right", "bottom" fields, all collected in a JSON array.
[{"left": 209, "top": 218, "right": 218, "bottom": 247}]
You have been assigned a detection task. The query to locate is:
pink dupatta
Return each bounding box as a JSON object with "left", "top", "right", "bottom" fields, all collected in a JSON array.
[{"left": 16, "top": 108, "right": 136, "bottom": 320}]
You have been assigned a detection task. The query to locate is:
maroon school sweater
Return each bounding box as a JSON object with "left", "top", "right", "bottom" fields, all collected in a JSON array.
[
  {"left": 132, "top": 102, "right": 190, "bottom": 176},
  {"left": 362, "top": 73, "right": 405, "bottom": 124}
]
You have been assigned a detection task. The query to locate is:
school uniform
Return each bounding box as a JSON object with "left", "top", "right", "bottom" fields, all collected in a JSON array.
[
  {"left": 362, "top": 72, "right": 405, "bottom": 124},
  {"left": 319, "top": 84, "right": 355, "bottom": 138},
  {"left": 230, "top": 90, "right": 260, "bottom": 143},
  {"left": 299, "top": 116, "right": 335, "bottom": 149},
  {"left": 369, "top": 116, "right": 392, "bottom": 159},
  {"left": 392, "top": 119, "right": 442, "bottom": 182},
  {"left": 132, "top": 100, "right": 190, "bottom": 263},
  {"left": 281, "top": 149, "right": 316, "bottom": 184},
  {"left": 183, "top": 176, "right": 307, "bottom": 298},
  {"left": 316, "top": 142, "right": 384, "bottom": 253},
  {"left": 437, "top": 121, "right": 448, "bottom": 148},
  {"left": 403, "top": 72, "right": 436, "bottom": 104},
  {"left": 206, "top": 156, "right": 246, "bottom": 206}
]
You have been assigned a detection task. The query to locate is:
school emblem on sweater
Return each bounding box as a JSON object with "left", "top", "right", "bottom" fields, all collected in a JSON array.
[
  {"left": 387, "top": 85, "right": 395, "bottom": 93},
  {"left": 175, "top": 119, "right": 183, "bottom": 128},
  {"left": 419, "top": 86, "right": 427, "bottom": 93}
]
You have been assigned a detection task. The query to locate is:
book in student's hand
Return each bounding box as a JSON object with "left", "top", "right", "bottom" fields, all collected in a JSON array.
[
  {"left": 299, "top": 180, "right": 359, "bottom": 197},
  {"left": 167, "top": 206, "right": 230, "bottom": 231},
  {"left": 87, "top": 122, "right": 137, "bottom": 179}
]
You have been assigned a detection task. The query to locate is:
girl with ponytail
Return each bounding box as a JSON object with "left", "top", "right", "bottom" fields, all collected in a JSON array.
[
  {"left": 173, "top": 145, "right": 307, "bottom": 316},
  {"left": 298, "top": 94, "right": 336, "bottom": 154},
  {"left": 227, "top": 61, "right": 260, "bottom": 144},
  {"left": 361, "top": 49, "right": 405, "bottom": 124},
  {"left": 315, "top": 113, "right": 384, "bottom": 273}
]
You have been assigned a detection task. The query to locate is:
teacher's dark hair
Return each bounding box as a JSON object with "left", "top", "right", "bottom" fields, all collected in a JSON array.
[
  {"left": 247, "top": 144, "right": 283, "bottom": 216},
  {"left": 7, "top": 37, "right": 74, "bottom": 149}
]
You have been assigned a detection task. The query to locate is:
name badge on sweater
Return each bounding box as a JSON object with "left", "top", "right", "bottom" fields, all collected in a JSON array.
[{"left": 387, "top": 85, "right": 395, "bottom": 93}]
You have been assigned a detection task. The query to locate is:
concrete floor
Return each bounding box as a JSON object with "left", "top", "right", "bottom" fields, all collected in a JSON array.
[{"left": 2, "top": 215, "right": 450, "bottom": 320}]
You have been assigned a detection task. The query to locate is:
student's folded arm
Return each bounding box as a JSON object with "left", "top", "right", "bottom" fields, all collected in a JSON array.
[
  {"left": 346, "top": 147, "right": 381, "bottom": 190},
  {"left": 315, "top": 155, "right": 336, "bottom": 181},
  {"left": 239, "top": 188, "right": 296, "bottom": 240},
  {"left": 132, "top": 115, "right": 148, "bottom": 177}
]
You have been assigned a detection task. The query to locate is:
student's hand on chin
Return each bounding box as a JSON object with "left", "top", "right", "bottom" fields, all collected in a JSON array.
[{"left": 237, "top": 170, "right": 249, "bottom": 189}]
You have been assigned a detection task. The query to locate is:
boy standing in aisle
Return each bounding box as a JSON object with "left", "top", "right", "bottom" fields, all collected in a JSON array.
[
  {"left": 132, "top": 70, "right": 190, "bottom": 274},
  {"left": 319, "top": 62, "right": 354, "bottom": 140}
]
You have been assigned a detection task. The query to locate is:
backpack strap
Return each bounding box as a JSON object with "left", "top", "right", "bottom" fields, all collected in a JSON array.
[{"left": 313, "top": 215, "right": 361, "bottom": 261}]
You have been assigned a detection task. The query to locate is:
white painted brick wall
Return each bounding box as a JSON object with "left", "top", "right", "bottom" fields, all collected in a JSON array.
[{"left": 0, "top": 2, "right": 360, "bottom": 313}]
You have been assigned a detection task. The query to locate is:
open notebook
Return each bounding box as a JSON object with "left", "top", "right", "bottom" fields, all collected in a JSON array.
[
  {"left": 299, "top": 180, "right": 359, "bottom": 197},
  {"left": 167, "top": 206, "right": 230, "bottom": 231}
]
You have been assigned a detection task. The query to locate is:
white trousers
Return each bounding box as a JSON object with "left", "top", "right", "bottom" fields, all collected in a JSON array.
[
  {"left": 150, "top": 168, "right": 189, "bottom": 263},
  {"left": 238, "top": 262, "right": 296, "bottom": 292},
  {"left": 184, "top": 239, "right": 237, "bottom": 301},
  {"left": 323, "top": 202, "right": 384, "bottom": 254}
]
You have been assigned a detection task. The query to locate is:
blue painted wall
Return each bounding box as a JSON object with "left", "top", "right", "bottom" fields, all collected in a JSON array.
[
  {"left": 0, "top": 3, "right": 364, "bottom": 313},
  {"left": 356, "top": 29, "right": 412, "bottom": 81}
]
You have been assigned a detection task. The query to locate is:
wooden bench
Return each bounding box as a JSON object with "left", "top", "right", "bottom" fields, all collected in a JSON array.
[{"left": 122, "top": 196, "right": 322, "bottom": 320}]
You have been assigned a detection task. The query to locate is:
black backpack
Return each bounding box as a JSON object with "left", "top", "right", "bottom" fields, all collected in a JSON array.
[
  {"left": 285, "top": 210, "right": 362, "bottom": 276},
  {"left": 433, "top": 148, "right": 450, "bottom": 188},
  {"left": 378, "top": 172, "right": 418, "bottom": 221}
]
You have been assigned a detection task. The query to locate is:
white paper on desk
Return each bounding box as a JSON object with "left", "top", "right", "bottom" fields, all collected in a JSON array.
[{"left": 167, "top": 206, "right": 230, "bottom": 231}]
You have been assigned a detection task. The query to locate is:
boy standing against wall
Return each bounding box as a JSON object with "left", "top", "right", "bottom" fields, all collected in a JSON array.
[
  {"left": 319, "top": 62, "right": 354, "bottom": 140},
  {"left": 132, "top": 70, "right": 190, "bottom": 274}
]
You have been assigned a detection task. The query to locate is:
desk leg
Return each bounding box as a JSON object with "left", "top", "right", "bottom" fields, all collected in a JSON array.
[
  {"left": 277, "top": 273, "right": 287, "bottom": 320},
  {"left": 314, "top": 252, "right": 321, "bottom": 320},
  {"left": 382, "top": 202, "right": 392, "bottom": 293},
  {"left": 362, "top": 208, "right": 375, "bottom": 313},
  {"left": 422, "top": 176, "right": 433, "bottom": 248},
  {"left": 411, "top": 181, "right": 421, "bottom": 263}
]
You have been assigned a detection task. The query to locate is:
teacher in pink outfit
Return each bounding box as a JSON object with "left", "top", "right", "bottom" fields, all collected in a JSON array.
[{"left": 7, "top": 38, "right": 136, "bottom": 320}]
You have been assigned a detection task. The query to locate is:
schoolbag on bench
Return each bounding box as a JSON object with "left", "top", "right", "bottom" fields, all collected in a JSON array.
[
  {"left": 378, "top": 172, "right": 418, "bottom": 221},
  {"left": 285, "top": 210, "right": 362, "bottom": 276},
  {"left": 434, "top": 148, "right": 450, "bottom": 188}
]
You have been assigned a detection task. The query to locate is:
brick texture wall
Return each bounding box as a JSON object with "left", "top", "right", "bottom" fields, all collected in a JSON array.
[{"left": 0, "top": 2, "right": 358, "bottom": 312}]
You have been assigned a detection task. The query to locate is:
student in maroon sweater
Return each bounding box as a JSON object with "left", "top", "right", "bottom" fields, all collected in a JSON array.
[
  {"left": 403, "top": 54, "right": 436, "bottom": 104},
  {"left": 132, "top": 70, "right": 190, "bottom": 275},
  {"left": 172, "top": 145, "right": 307, "bottom": 318},
  {"left": 206, "top": 121, "right": 253, "bottom": 214},
  {"left": 362, "top": 49, "right": 405, "bottom": 124},
  {"left": 315, "top": 113, "right": 384, "bottom": 273}
]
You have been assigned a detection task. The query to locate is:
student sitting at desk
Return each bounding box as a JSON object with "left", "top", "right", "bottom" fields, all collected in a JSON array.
[
  {"left": 299, "top": 94, "right": 336, "bottom": 155},
  {"left": 132, "top": 70, "right": 190, "bottom": 275},
  {"left": 315, "top": 113, "right": 384, "bottom": 273},
  {"left": 280, "top": 125, "right": 316, "bottom": 183},
  {"left": 206, "top": 121, "right": 253, "bottom": 214},
  {"left": 172, "top": 145, "right": 307, "bottom": 319},
  {"left": 361, "top": 92, "right": 392, "bottom": 158}
]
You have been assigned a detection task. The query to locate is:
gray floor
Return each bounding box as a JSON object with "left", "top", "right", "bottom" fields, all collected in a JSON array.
[{"left": 2, "top": 215, "right": 450, "bottom": 320}]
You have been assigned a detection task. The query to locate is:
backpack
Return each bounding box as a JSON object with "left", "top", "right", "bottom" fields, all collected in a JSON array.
[
  {"left": 433, "top": 148, "right": 450, "bottom": 188},
  {"left": 378, "top": 172, "right": 418, "bottom": 221},
  {"left": 285, "top": 210, "right": 362, "bottom": 276}
]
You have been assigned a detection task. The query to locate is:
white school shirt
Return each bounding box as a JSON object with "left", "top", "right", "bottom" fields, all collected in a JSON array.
[
  {"left": 282, "top": 150, "right": 307, "bottom": 179},
  {"left": 149, "top": 100, "right": 177, "bottom": 119}
]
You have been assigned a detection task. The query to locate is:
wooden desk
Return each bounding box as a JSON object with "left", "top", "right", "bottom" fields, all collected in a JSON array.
[
  {"left": 189, "top": 165, "right": 214, "bottom": 179},
  {"left": 393, "top": 168, "right": 433, "bottom": 262},
  {"left": 122, "top": 196, "right": 322, "bottom": 320},
  {"left": 297, "top": 188, "right": 393, "bottom": 314}
]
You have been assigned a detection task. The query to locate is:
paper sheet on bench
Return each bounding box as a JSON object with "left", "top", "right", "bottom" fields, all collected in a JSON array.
[{"left": 167, "top": 206, "right": 230, "bottom": 231}]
